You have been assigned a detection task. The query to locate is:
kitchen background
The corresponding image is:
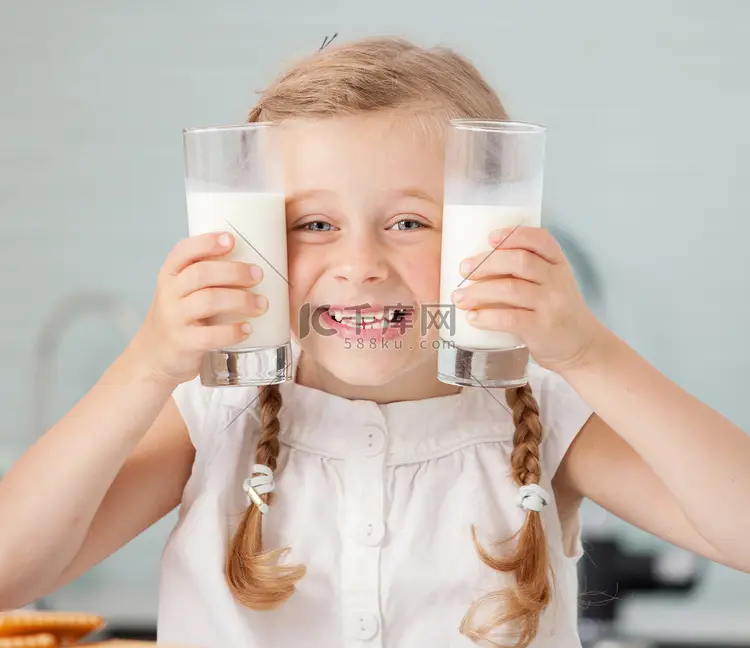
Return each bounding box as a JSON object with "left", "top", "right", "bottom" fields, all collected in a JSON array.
[{"left": 1, "top": 1, "right": 749, "bottom": 647}]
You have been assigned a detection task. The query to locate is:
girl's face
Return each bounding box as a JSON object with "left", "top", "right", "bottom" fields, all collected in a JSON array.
[{"left": 282, "top": 114, "right": 446, "bottom": 388}]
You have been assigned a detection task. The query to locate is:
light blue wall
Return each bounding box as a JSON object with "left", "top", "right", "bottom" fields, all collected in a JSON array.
[{"left": 1, "top": 0, "right": 748, "bottom": 640}]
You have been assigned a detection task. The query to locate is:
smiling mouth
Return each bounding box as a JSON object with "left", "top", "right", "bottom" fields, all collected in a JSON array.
[{"left": 317, "top": 305, "right": 412, "bottom": 330}]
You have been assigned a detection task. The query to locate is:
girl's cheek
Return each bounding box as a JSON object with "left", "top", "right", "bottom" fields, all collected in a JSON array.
[{"left": 405, "top": 255, "right": 441, "bottom": 302}]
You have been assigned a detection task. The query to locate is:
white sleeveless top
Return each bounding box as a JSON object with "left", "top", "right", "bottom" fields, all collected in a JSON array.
[{"left": 159, "top": 345, "right": 593, "bottom": 648}]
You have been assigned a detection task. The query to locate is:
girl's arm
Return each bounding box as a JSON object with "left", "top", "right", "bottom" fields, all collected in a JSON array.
[
  {"left": 456, "top": 225, "right": 749, "bottom": 571},
  {"left": 556, "top": 328, "right": 750, "bottom": 572},
  {"left": 0, "top": 231, "right": 264, "bottom": 607},
  {"left": 0, "top": 348, "right": 194, "bottom": 608}
]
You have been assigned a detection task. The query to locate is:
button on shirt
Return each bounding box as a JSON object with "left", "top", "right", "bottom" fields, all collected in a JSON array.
[{"left": 160, "top": 343, "right": 593, "bottom": 648}]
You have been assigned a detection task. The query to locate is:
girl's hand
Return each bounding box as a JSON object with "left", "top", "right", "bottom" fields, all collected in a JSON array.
[
  {"left": 450, "top": 226, "right": 605, "bottom": 374},
  {"left": 130, "top": 232, "right": 267, "bottom": 385}
]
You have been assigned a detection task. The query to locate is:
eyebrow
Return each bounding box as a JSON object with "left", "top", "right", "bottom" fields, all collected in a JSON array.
[
  {"left": 286, "top": 187, "right": 441, "bottom": 206},
  {"left": 285, "top": 189, "right": 337, "bottom": 206},
  {"left": 390, "top": 187, "right": 441, "bottom": 205}
]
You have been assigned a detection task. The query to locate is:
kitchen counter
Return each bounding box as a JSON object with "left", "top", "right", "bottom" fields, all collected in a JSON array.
[{"left": 49, "top": 584, "right": 750, "bottom": 645}]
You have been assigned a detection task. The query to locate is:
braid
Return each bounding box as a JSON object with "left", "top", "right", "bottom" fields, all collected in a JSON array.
[
  {"left": 225, "top": 384, "right": 306, "bottom": 611},
  {"left": 255, "top": 383, "right": 282, "bottom": 471},
  {"left": 507, "top": 384, "right": 543, "bottom": 488},
  {"left": 461, "top": 383, "right": 551, "bottom": 648}
]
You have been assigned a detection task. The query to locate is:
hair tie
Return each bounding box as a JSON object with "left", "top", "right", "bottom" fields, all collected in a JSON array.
[
  {"left": 517, "top": 484, "right": 550, "bottom": 512},
  {"left": 319, "top": 33, "right": 339, "bottom": 51},
  {"left": 243, "top": 464, "right": 275, "bottom": 515}
]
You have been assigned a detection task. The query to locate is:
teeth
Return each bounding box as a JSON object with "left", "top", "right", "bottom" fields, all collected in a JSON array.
[
  {"left": 328, "top": 309, "right": 385, "bottom": 322},
  {"left": 339, "top": 319, "right": 386, "bottom": 330},
  {"left": 326, "top": 307, "right": 411, "bottom": 329},
  {"left": 327, "top": 307, "right": 392, "bottom": 329}
]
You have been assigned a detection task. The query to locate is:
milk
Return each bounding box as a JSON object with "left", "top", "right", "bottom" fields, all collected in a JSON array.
[
  {"left": 186, "top": 191, "right": 290, "bottom": 352},
  {"left": 439, "top": 204, "right": 541, "bottom": 350}
]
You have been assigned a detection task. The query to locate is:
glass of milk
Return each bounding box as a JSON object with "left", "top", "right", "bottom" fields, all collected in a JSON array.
[
  {"left": 438, "top": 120, "right": 546, "bottom": 388},
  {"left": 183, "top": 123, "right": 291, "bottom": 387}
]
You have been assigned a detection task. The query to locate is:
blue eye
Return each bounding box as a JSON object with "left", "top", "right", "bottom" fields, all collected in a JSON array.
[
  {"left": 300, "top": 221, "right": 333, "bottom": 232},
  {"left": 390, "top": 219, "right": 425, "bottom": 231}
]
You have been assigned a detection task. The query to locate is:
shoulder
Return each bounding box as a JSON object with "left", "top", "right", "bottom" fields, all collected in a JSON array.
[
  {"left": 171, "top": 377, "right": 262, "bottom": 452},
  {"left": 526, "top": 362, "right": 595, "bottom": 476}
]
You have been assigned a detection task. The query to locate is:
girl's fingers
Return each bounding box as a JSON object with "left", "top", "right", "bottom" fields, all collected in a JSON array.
[
  {"left": 173, "top": 260, "right": 263, "bottom": 298},
  {"left": 161, "top": 232, "right": 235, "bottom": 277},
  {"left": 459, "top": 247, "right": 549, "bottom": 284},
  {"left": 452, "top": 277, "right": 540, "bottom": 311},
  {"left": 180, "top": 288, "right": 267, "bottom": 323},
  {"left": 464, "top": 306, "right": 532, "bottom": 333},
  {"left": 489, "top": 226, "right": 564, "bottom": 265},
  {"left": 188, "top": 322, "right": 252, "bottom": 351}
]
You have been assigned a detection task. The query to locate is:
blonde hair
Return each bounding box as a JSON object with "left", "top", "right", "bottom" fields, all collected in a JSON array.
[{"left": 225, "top": 36, "right": 549, "bottom": 648}]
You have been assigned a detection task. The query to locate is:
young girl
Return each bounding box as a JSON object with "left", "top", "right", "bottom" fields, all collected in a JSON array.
[{"left": 0, "top": 37, "right": 748, "bottom": 648}]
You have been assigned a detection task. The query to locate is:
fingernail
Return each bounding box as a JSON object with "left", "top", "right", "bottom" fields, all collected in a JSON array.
[
  {"left": 218, "top": 233, "right": 232, "bottom": 248},
  {"left": 250, "top": 264, "right": 263, "bottom": 281},
  {"left": 241, "top": 322, "right": 252, "bottom": 335},
  {"left": 466, "top": 310, "right": 478, "bottom": 322},
  {"left": 490, "top": 228, "right": 512, "bottom": 245},
  {"left": 254, "top": 294, "right": 268, "bottom": 311},
  {"left": 489, "top": 229, "right": 504, "bottom": 245},
  {"left": 460, "top": 258, "right": 474, "bottom": 276},
  {"left": 451, "top": 289, "right": 464, "bottom": 304}
]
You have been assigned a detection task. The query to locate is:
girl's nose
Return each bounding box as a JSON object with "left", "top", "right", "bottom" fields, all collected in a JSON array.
[{"left": 331, "top": 237, "right": 389, "bottom": 286}]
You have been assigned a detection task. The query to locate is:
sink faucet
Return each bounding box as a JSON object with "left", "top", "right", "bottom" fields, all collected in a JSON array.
[{"left": 30, "top": 291, "right": 141, "bottom": 441}]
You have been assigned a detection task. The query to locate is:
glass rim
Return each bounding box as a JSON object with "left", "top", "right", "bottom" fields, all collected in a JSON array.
[
  {"left": 182, "top": 121, "right": 276, "bottom": 136},
  {"left": 450, "top": 119, "right": 546, "bottom": 134}
]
